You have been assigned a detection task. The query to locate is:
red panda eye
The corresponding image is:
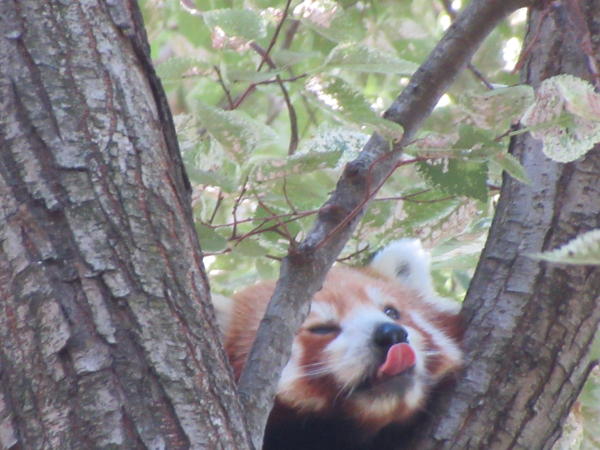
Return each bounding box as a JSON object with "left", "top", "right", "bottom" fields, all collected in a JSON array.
[
  {"left": 307, "top": 324, "right": 340, "bottom": 335},
  {"left": 384, "top": 306, "right": 400, "bottom": 320}
]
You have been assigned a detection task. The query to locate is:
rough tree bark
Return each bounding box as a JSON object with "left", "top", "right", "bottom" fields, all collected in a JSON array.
[
  {"left": 406, "top": 2, "right": 600, "bottom": 449},
  {"left": 0, "top": 1, "right": 250, "bottom": 449},
  {"left": 2, "top": 0, "right": 599, "bottom": 450}
]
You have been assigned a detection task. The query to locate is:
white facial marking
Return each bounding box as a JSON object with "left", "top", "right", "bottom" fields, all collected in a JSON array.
[
  {"left": 355, "top": 395, "right": 401, "bottom": 418},
  {"left": 410, "top": 311, "right": 462, "bottom": 374},
  {"left": 324, "top": 306, "right": 393, "bottom": 385},
  {"left": 403, "top": 381, "right": 425, "bottom": 410},
  {"left": 309, "top": 300, "right": 337, "bottom": 323}
]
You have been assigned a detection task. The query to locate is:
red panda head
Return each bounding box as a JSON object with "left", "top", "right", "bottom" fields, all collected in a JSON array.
[{"left": 215, "top": 239, "right": 462, "bottom": 438}]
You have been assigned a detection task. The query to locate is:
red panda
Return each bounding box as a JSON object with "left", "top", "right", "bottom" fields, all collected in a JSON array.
[{"left": 214, "top": 239, "right": 463, "bottom": 450}]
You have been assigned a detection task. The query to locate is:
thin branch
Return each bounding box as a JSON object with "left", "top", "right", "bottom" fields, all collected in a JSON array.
[
  {"left": 282, "top": 178, "right": 298, "bottom": 214},
  {"left": 230, "top": 176, "right": 248, "bottom": 240},
  {"left": 250, "top": 42, "right": 299, "bottom": 155},
  {"left": 257, "top": 0, "right": 294, "bottom": 71},
  {"left": 214, "top": 65, "right": 235, "bottom": 109},
  {"left": 440, "top": 0, "right": 495, "bottom": 90},
  {"left": 254, "top": 196, "right": 296, "bottom": 244},
  {"left": 335, "top": 244, "right": 370, "bottom": 263},
  {"left": 208, "top": 190, "right": 224, "bottom": 225},
  {"left": 282, "top": 19, "right": 300, "bottom": 50}
]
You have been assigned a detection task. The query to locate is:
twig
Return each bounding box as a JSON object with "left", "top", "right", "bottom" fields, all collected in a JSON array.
[
  {"left": 208, "top": 190, "right": 224, "bottom": 225},
  {"left": 213, "top": 65, "right": 234, "bottom": 109},
  {"left": 313, "top": 156, "right": 427, "bottom": 253},
  {"left": 250, "top": 42, "right": 299, "bottom": 155},
  {"left": 441, "top": 0, "right": 494, "bottom": 90},
  {"left": 282, "top": 178, "right": 298, "bottom": 214},
  {"left": 336, "top": 244, "right": 370, "bottom": 262},
  {"left": 230, "top": 176, "right": 248, "bottom": 239},
  {"left": 257, "top": 0, "right": 294, "bottom": 71},
  {"left": 282, "top": 19, "right": 300, "bottom": 50},
  {"left": 254, "top": 196, "right": 296, "bottom": 244}
]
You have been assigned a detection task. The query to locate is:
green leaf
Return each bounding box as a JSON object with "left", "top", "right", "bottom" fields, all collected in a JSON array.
[
  {"left": 233, "top": 239, "right": 269, "bottom": 257},
  {"left": 156, "top": 57, "right": 212, "bottom": 81},
  {"left": 555, "top": 74, "right": 600, "bottom": 122},
  {"left": 521, "top": 75, "right": 600, "bottom": 163},
  {"left": 452, "top": 124, "right": 502, "bottom": 160},
  {"left": 272, "top": 49, "right": 317, "bottom": 69},
  {"left": 492, "top": 152, "right": 531, "bottom": 185},
  {"left": 528, "top": 229, "right": 600, "bottom": 265},
  {"left": 459, "top": 85, "right": 534, "bottom": 131},
  {"left": 417, "top": 159, "right": 489, "bottom": 202},
  {"left": 203, "top": 9, "right": 266, "bottom": 45},
  {"left": 252, "top": 150, "right": 343, "bottom": 182},
  {"left": 407, "top": 126, "right": 502, "bottom": 162},
  {"left": 225, "top": 69, "right": 283, "bottom": 83},
  {"left": 185, "top": 167, "right": 238, "bottom": 192},
  {"left": 305, "top": 76, "right": 404, "bottom": 141},
  {"left": 195, "top": 224, "right": 228, "bottom": 253},
  {"left": 300, "top": 125, "right": 369, "bottom": 167},
  {"left": 193, "top": 101, "right": 279, "bottom": 165},
  {"left": 324, "top": 43, "right": 418, "bottom": 75},
  {"left": 400, "top": 188, "right": 462, "bottom": 227},
  {"left": 293, "top": 0, "right": 365, "bottom": 43}
]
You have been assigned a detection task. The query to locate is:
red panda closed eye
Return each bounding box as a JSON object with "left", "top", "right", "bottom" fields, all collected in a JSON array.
[{"left": 214, "top": 239, "right": 463, "bottom": 450}]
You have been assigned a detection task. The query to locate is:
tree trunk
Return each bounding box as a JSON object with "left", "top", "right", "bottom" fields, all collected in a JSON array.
[
  {"left": 407, "top": 3, "right": 600, "bottom": 449},
  {"left": 0, "top": 1, "right": 251, "bottom": 449},
  {"left": 3, "top": 0, "right": 600, "bottom": 450}
]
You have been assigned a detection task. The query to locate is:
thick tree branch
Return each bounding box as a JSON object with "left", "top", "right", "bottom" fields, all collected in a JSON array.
[
  {"left": 236, "top": 0, "right": 531, "bottom": 447},
  {"left": 404, "top": 3, "right": 600, "bottom": 450}
]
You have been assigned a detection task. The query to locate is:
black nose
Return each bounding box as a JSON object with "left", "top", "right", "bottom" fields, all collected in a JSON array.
[{"left": 373, "top": 323, "right": 408, "bottom": 349}]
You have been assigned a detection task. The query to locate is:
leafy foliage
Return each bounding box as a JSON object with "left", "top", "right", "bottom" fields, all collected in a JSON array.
[
  {"left": 140, "top": 0, "right": 600, "bottom": 444},
  {"left": 528, "top": 229, "right": 600, "bottom": 265}
]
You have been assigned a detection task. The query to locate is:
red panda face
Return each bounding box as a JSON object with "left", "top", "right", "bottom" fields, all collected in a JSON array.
[
  {"left": 215, "top": 239, "right": 462, "bottom": 439},
  {"left": 275, "top": 267, "right": 461, "bottom": 432}
]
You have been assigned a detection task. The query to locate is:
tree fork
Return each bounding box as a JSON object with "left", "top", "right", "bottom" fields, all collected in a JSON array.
[{"left": 406, "top": 3, "right": 600, "bottom": 449}]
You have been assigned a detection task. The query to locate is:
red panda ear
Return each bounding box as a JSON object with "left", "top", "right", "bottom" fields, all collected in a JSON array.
[
  {"left": 370, "top": 239, "right": 460, "bottom": 315},
  {"left": 370, "top": 239, "right": 436, "bottom": 297},
  {"left": 211, "top": 293, "right": 234, "bottom": 335}
]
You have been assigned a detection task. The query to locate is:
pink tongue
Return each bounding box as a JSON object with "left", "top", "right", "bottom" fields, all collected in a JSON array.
[{"left": 378, "top": 343, "right": 416, "bottom": 377}]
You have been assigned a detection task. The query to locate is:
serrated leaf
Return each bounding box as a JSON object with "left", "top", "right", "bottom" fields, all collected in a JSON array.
[
  {"left": 233, "top": 239, "right": 269, "bottom": 257},
  {"left": 452, "top": 124, "right": 502, "bottom": 160},
  {"left": 417, "top": 159, "right": 489, "bottom": 202},
  {"left": 492, "top": 152, "right": 531, "bottom": 185},
  {"left": 521, "top": 75, "right": 600, "bottom": 163},
  {"left": 305, "top": 76, "right": 403, "bottom": 141},
  {"left": 272, "top": 49, "right": 317, "bottom": 69},
  {"left": 156, "top": 57, "right": 212, "bottom": 81},
  {"left": 408, "top": 126, "right": 502, "bottom": 161},
  {"left": 196, "top": 224, "right": 228, "bottom": 253},
  {"left": 324, "top": 43, "right": 418, "bottom": 75},
  {"left": 400, "top": 188, "right": 462, "bottom": 227},
  {"left": 293, "top": 0, "right": 365, "bottom": 43},
  {"left": 252, "top": 150, "right": 343, "bottom": 181},
  {"left": 203, "top": 9, "right": 266, "bottom": 45},
  {"left": 528, "top": 229, "right": 600, "bottom": 265},
  {"left": 185, "top": 167, "right": 238, "bottom": 192},
  {"left": 299, "top": 125, "right": 369, "bottom": 166},
  {"left": 193, "top": 101, "right": 279, "bottom": 165},
  {"left": 555, "top": 74, "right": 600, "bottom": 122},
  {"left": 459, "top": 85, "right": 534, "bottom": 131}
]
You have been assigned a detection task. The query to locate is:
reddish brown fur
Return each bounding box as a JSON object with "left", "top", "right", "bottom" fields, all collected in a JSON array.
[{"left": 221, "top": 263, "right": 462, "bottom": 446}]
